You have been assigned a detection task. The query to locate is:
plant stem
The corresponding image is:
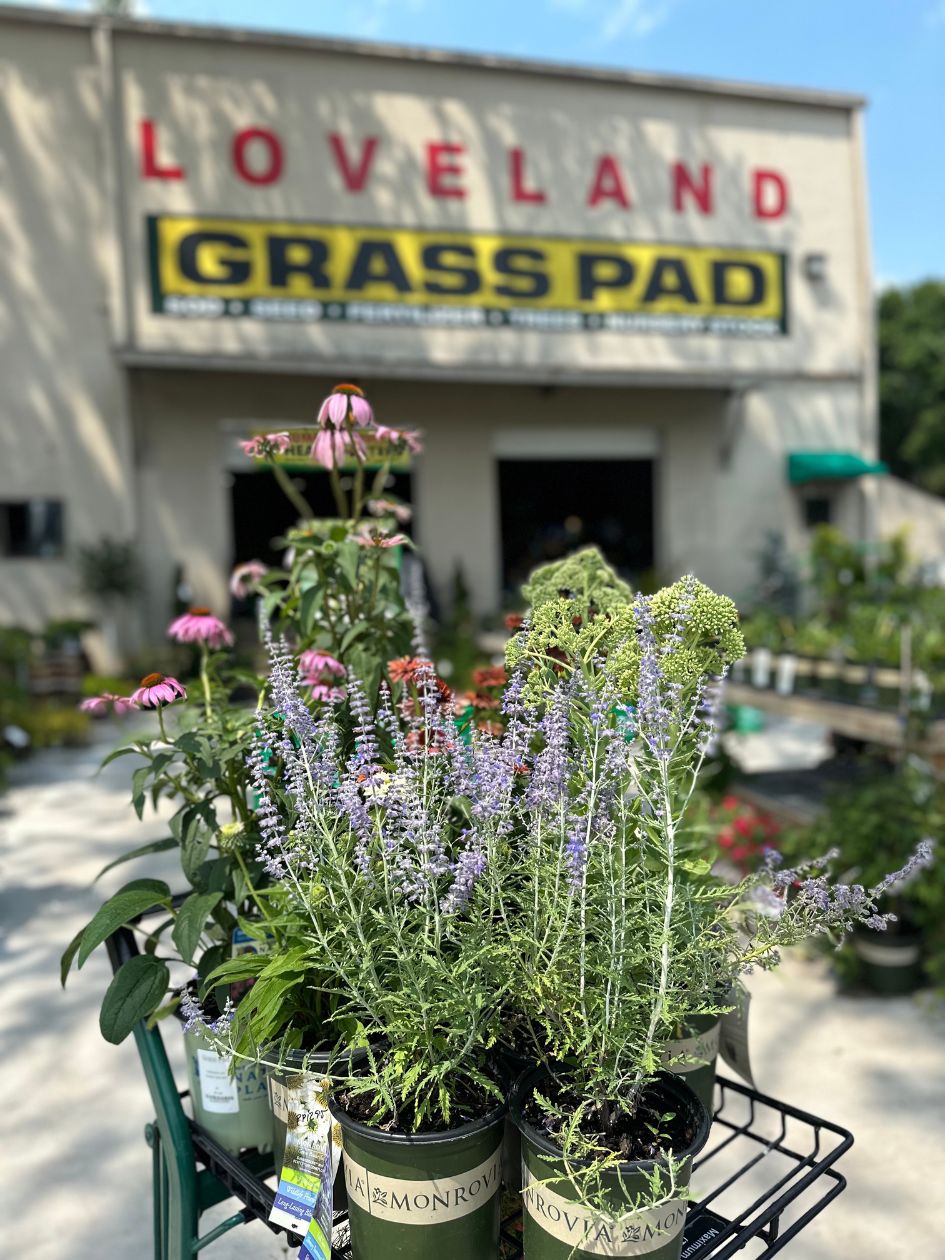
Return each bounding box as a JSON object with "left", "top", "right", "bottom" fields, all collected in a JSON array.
[
  {"left": 270, "top": 458, "right": 314, "bottom": 520},
  {"left": 199, "top": 645, "right": 212, "bottom": 722}
]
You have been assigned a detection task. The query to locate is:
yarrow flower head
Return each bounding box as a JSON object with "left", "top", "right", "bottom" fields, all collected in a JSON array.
[
  {"left": 229, "top": 559, "right": 268, "bottom": 598},
  {"left": 168, "top": 607, "right": 234, "bottom": 649},
  {"left": 131, "top": 673, "right": 187, "bottom": 709},
  {"left": 79, "top": 693, "right": 137, "bottom": 717},
  {"left": 316, "top": 382, "right": 375, "bottom": 431},
  {"left": 239, "top": 431, "right": 291, "bottom": 459}
]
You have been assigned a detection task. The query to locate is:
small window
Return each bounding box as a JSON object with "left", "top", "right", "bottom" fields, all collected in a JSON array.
[
  {"left": 803, "top": 496, "right": 833, "bottom": 529},
  {"left": 0, "top": 500, "right": 65, "bottom": 557}
]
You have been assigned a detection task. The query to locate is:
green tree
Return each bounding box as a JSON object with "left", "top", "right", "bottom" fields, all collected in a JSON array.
[{"left": 879, "top": 281, "right": 945, "bottom": 491}]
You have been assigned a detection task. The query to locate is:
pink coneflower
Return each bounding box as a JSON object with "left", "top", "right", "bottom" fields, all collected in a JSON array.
[
  {"left": 309, "top": 682, "right": 347, "bottom": 704},
  {"left": 168, "top": 607, "right": 235, "bottom": 649},
  {"left": 240, "top": 431, "right": 292, "bottom": 459},
  {"left": 374, "top": 425, "right": 423, "bottom": 455},
  {"left": 353, "top": 529, "right": 409, "bottom": 548},
  {"left": 229, "top": 560, "right": 269, "bottom": 598},
  {"left": 317, "top": 383, "right": 374, "bottom": 430},
  {"left": 79, "top": 693, "right": 137, "bottom": 717},
  {"left": 131, "top": 673, "right": 187, "bottom": 709},
  {"left": 367, "top": 498, "right": 413, "bottom": 525},
  {"left": 310, "top": 426, "right": 368, "bottom": 470},
  {"left": 299, "top": 649, "right": 346, "bottom": 681}
]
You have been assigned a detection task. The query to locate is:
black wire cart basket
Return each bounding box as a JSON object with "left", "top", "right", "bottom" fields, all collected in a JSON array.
[{"left": 107, "top": 923, "right": 851, "bottom": 1259}]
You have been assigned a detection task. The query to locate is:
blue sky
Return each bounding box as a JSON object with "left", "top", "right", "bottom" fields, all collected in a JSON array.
[{"left": 13, "top": 0, "right": 945, "bottom": 285}]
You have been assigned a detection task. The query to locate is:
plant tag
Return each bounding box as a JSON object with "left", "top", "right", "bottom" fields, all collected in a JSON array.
[
  {"left": 298, "top": 1138, "right": 334, "bottom": 1260},
  {"left": 269, "top": 1108, "right": 332, "bottom": 1237},
  {"left": 681, "top": 1208, "right": 730, "bottom": 1257},
  {"left": 195, "top": 1049, "right": 239, "bottom": 1114},
  {"left": 719, "top": 988, "right": 755, "bottom": 1086}
]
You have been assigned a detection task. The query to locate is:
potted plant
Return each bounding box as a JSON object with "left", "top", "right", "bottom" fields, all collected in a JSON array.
[
  {"left": 494, "top": 577, "right": 932, "bottom": 1259},
  {"left": 61, "top": 611, "right": 279, "bottom": 1155},
  {"left": 779, "top": 763, "right": 941, "bottom": 994},
  {"left": 190, "top": 646, "right": 514, "bottom": 1258}
]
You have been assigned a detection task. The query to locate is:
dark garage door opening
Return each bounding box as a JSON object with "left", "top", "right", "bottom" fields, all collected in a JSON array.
[
  {"left": 230, "top": 466, "right": 412, "bottom": 584},
  {"left": 498, "top": 458, "right": 654, "bottom": 600}
]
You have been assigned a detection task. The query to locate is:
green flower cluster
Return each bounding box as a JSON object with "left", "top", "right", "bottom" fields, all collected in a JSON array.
[
  {"left": 507, "top": 566, "right": 745, "bottom": 704},
  {"left": 520, "top": 545, "right": 634, "bottom": 613}
]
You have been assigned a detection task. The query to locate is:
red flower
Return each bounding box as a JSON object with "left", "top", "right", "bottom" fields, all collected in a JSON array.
[
  {"left": 721, "top": 794, "right": 741, "bottom": 812},
  {"left": 388, "top": 657, "right": 424, "bottom": 683},
  {"left": 504, "top": 612, "right": 525, "bottom": 631},
  {"left": 733, "top": 816, "right": 754, "bottom": 839},
  {"left": 471, "top": 666, "right": 508, "bottom": 690}
]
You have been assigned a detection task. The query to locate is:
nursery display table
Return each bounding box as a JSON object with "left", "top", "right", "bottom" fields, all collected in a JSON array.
[
  {"left": 725, "top": 682, "right": 945, "bottom": 753},
  {"left": 188, "top": 1076, "right": 852, "bottom": 1259},
  {"left": 108, "top": 922, "right": 852, "bottom": 1259}
]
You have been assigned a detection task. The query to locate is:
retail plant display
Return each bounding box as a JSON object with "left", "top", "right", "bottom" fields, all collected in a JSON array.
[{"left": 59, "top": 394, "right": 935, "bottom": 1260}]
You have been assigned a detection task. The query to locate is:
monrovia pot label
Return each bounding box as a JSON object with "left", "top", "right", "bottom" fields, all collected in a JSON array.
[
  {"left": 521, "top": 1166, "right": 687, "bottom": 1256},
  {"left": 662, "top": 1023, "right": 720, "bottom": 1074},
  {"left": 343, "top": 1144, "right": 502, "bottom": 1224},
  {"left": 196, "top": 1048, "right": 240, "bottom": 1113}
]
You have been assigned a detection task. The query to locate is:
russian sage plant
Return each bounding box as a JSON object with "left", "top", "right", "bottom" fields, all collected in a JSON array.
[{"left": 203, "top": 637, "right": 517, "bottom": 1129}]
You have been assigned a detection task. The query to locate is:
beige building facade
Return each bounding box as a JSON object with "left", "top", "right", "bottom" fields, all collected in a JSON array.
[{"left": 0, "top": 8, "right": 883, "bottom": 637}]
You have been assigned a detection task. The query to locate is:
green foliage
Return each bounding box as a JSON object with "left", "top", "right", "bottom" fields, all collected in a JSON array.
[
  {"left": 76, "top": 537, "right": 142, "bottom": 601},
  {"left": 507, "top": 573, "right": 745, "bottom": 705},
  {"left": 879, "top": 281, "right": 945, "bottom": 492},
  {"left": 520, "top": 545, "right": 634, "bottom": 612},
  {"left": 99, "top": 955, "right": 170, "bottom": 1044},
  {"left": 778, "top": 762, "right": 945, "bottom": 985},
  {"left": 261, "top": 517, "right": 414, "bottom": 704}
]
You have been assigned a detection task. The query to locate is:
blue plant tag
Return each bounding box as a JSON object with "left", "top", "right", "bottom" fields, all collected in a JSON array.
[
  {"left": 269, "top": 1108, "right": 332, "bottom": 1236},
  {"left": 298, "top": 1138, "right": 334, "bottom": 1260}
]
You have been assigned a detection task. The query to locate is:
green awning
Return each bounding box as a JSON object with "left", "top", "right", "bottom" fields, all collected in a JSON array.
[{"left": 788, "top": 451, "right": 889, "bottom": 484}]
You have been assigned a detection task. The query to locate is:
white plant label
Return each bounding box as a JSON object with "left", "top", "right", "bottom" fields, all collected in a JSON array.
[
  {"left": 522, "top": 1166, "right": 687, "bottom": 1256},
  {"left": 719, "top": 988, "right": 755, "bottom": 1087},
  {"left": 270, "top": 1110, "right": 333, "bottom": 1237},
  {"left": 343, "top": 1145, "right": 502, "bottom": 1224},
  {"left": 196, "top": 1049, "right": 240, "bottom": 1114}
]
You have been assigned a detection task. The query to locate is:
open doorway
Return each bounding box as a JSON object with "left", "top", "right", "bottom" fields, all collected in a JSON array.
[
  {"left": 228, "top": 467, "right": 413, "bottom": 612},
  {"left": 498, "top": 458, "right": 654, "bottom": 600}
]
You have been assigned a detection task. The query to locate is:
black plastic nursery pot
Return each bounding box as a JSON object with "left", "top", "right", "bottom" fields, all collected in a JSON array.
[
  {"left": 331, "top": 1096, "right": 506, "bottom": 1260},
  {"left": 494, "top": 1043, "right": 537, "bottom": 1195},
  {"left": 663, "top": 1011, "right": 720, "bottom": 1115},
  {"left": 511, "top": 1069, "right": 710, "bottom": 1260},
  {"left": 853, "top": 925, "right": 923, "bottom": 995}
]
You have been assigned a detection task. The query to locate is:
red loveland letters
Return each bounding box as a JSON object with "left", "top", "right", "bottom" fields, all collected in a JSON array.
[
  {"left": 509, "top": 147, "right": 547, "bottom": 204},
  {"left": 139, "top": 119, "right": 184, "bottom": 180},
  {"left": 671, "top": 162, "right": 713, "bottom": 214},
  {"left": 232, "top": 128, "right": 284, "bottom": 186},
  {"left": 426, "top": 143, "right": 467, "bottom": 199},
  {"left": 753, "top": 169, "right": 788, "bottom": 219},
  {"left": 328, "top": 134, "right": 379, "bottom": 192},
  {"left": 586, "top": 155, "right": 632, "bottom": 208}
]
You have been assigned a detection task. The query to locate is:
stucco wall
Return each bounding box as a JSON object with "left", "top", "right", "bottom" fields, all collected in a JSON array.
[{"left": 0, "top": 19, "right": 134, "bottom": 629}]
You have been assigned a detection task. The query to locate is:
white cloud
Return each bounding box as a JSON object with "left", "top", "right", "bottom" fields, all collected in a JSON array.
[{"left": 548, "top": 0, "right": 675, "bottom": 44}]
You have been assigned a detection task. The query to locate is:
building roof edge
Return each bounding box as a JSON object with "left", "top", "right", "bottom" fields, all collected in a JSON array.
[{"left": 0, "top": 6, "right": 868, "bottom": 111}]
